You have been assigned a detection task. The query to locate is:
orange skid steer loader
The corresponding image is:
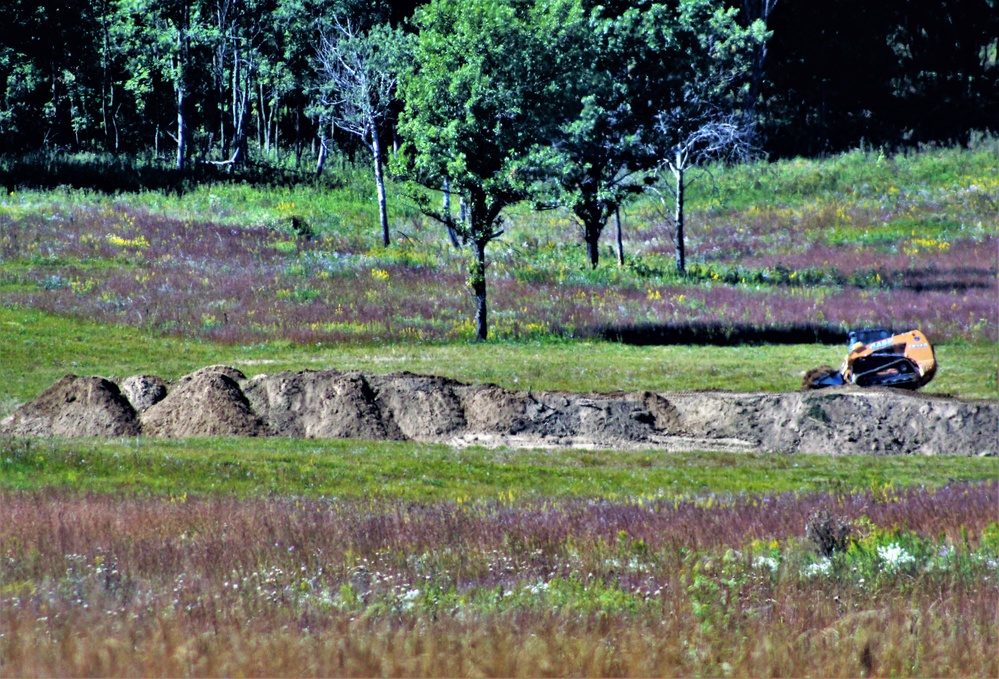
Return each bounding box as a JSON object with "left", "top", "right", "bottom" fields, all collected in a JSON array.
[{"left": 805, "top": 328, "right": 937, "bottom": 389}]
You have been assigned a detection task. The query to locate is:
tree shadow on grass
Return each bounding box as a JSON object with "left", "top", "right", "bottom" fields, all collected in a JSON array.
[
  {"left": 582, "top": 321, "right": 851, "bottom": 346},
  {"left": 0, "top": 151, "right": 334, "bottom": 195}
]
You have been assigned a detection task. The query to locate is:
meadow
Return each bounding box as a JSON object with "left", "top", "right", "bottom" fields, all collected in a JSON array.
[
  {"left": 1, "top": 480, "right": 997, "bottom": 676},
  {"left": 1, "top": 142, "right": 997, "bottom": 676},
  {"left": 1, "top": 140, "right": 996, "bottom": 351}
]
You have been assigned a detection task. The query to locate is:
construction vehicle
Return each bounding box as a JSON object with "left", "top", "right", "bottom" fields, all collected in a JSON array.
[{"left": 804, "top": 328, "right": 937, "bottom": 390}]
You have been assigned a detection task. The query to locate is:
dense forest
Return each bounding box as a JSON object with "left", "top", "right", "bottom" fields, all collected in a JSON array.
[{"left": 1, "top": 0, "right": 995, "bottom": 164}]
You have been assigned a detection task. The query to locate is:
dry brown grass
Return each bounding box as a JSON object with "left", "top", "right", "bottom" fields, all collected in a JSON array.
[{"left": 1, "top": 486, "right": 996, "bottom": 677}]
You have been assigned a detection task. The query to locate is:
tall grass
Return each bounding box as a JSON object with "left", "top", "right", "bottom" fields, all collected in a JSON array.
[
  {"left": 1, "top": 483, "right": 996, "bottom": 676},
  {"left": 1, "top": 162, "right": 994, "bottom": 346}
]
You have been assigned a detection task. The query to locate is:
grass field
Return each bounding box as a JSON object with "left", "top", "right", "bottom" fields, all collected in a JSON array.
[
  {"left": 1, "top": 143, "right": 997, "bottom": 676},
  {"left": 1, "top": 306, "right": 995, "bottom": 416}
]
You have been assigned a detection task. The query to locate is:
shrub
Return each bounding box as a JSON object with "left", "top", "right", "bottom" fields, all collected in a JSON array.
[{"left": 805, "top": 510, "right": 853, "bottom": 557}]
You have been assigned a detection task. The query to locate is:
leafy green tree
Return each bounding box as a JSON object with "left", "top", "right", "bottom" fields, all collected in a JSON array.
[
  {"left": 396, "top": 0, "right": 557, "bottom": 341},
  {"left": 539, "top": 0, "right": 664, "bottom": 269},
  {"left": 314, "top": 20, "right": 410, "bottom": 246},
  {"left": 113, "top": 0, "right": 213, "bottom": 170},
  {"left": 539, "top": 0, "right": 761, "bottom": 271}
]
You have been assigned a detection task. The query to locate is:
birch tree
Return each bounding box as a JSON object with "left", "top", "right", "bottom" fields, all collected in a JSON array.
[
  {"left": 314, "top": 20, "right": 408, "bottom": 247},
  {"left": 653, "top": 112, "right": 754, "bottom": 272},
  {"left": 649, "top": 0, "right": 764, "bottom": 272}
]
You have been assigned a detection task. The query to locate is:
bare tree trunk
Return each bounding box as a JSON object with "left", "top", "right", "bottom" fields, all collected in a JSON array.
[
  {"left": 315, "top": 122, "right": 332, "bottom": 175},
  {"left": 458, "top": 197, "right": 468, "bottom": 244},
  {"left": 231, "top": 52, "right": 250, "bottom": 165},
  {"left": 371, "top": 125, "right": 389, "bottom": 246},
  {"left": 585, "top": 225, "right": 601, "bottom": 269},
  {"left": 272, "top": 96, "right": 280, "bottom": 159},
  {"left": 99, "top": 0, "right": 112, "bottom": 151},
  {"left": 743, "top": 0, "right": 777, "bottom": 116},
  {"left": 174, "top": 9, "right": 189, "bottom": 172},
  {"left": 472, "top": 239, "right": 488, "bottom": 341},
  {"left": 176, "top": 83, "right": 187, "bottom": 171},
  {"left": 262, "top": 83, "right": 269, "bottom": 153},
  {"left": 615, "top": 207, "right": 625, "bottom": 266},
  {"left": 315, "top": 139, "right": 328, "bottom": 175},
  {"left": 112, "top": 98, "right": 120, "bottom": 153},
  {"left": 673, "top": 155, "right": 685, "bottom": 272}
]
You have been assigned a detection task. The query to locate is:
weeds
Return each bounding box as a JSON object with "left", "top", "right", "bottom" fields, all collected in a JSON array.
[
  {"left": 0, "top": 483, "right": 996, "bottom": 676},
  {"left": 806, "top": 510, "right": 854, "bottom": 557},
  {"left": 1, "top": 143, "right": 996, "bottom": 349}
]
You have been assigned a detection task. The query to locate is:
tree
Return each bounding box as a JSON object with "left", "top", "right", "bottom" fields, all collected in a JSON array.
[
  {"left": 653, "top": 112, "right": 754, "bottom": 272},
  {"left": 540, "top": 0, "right": 659, "bottom": 269},
  {"left": 396, "top": 0, "right": 556, "bottom": 340},
  {"left": 740, "top": 0, "right": 778, "bottom": 122},
  {"left": 113, "top": 0, "right": 212, "bottom": 170},
  {"left": 649, "top": 0, "right": 762, "bottom": 272},
  {"left": 314, "top": 20, "right": 409, "bottom": 246},
  {"left": 206, "top": 0, "right": 272, "bottom": 166}
]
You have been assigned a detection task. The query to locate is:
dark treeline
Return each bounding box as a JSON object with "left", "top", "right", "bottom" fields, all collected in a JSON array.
[
  {"left": 1, "top": 0, "right": 995, "bottom": 164},
  {"left": 759, "top": 0, "right": 998, "bottom": 156}
]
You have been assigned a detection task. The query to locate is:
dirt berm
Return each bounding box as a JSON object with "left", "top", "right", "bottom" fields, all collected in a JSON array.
[{"left": 2, "top": 366, "right": 996, "bottom": 456}]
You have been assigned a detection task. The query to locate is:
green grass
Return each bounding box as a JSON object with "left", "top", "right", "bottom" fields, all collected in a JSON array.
[
  {"left": 2, "top": 306, "right": 995, "bottom": 416},
  {"left": 686, "top": 136, "right": 999, "bottom": 211},
  {"left": 2, "top": 436, "right": 996, "bottom": 501}
]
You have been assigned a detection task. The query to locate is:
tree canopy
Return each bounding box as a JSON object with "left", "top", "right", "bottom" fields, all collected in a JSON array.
[
  {"left": 1, "top": 0, "right": 992, "bottom": 159},
  {"left": 396, "top": 0, "right": 563, "bottom": 340}
]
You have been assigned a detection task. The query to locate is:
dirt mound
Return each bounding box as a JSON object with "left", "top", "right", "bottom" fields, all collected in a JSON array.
[
  {"left": 141, "top": 370, "right": 264, "bottom": 438},
  {"left": 641, "top": 388, "right": 998, "bottom": 456},
  {"left": 176, "top": 365, "right": 248, "bottom": 385},
  {"left": 802, "top": 365, "right": 838, "bottom": 389},
  {"left": 369, "top": 372, "right": 467, "bottom": 441},
  {"left": 455, "top": 387, "right": 662, "bottom": 447},
  {"left": 0, "top": 375, "right": 140, "bottom": 437},
  {"left": 8, "top": 368, "right": 997, "bottom": 455},
  {"left": 243, "top": 370, "right": 402, "bottom": 440},
  {"left": 774, "top": 389, "right": 997, "bottom": 456},
  {"left": 117, "top": 374, "right": 168, "bottom": 412}
]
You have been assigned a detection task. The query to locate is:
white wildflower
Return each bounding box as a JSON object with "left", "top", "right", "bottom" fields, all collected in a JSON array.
[
  {"left": 525, "top": 581, "right": 550, "bottom": 595},
  {"left": 802, "top": 557, "right": 832, "bottom": 577},
  {"left": 877, "top": 543, "right": 915, "bottom": 572},
  {"left": 754, "top": 556, "right": 779, "bottom": 572}
]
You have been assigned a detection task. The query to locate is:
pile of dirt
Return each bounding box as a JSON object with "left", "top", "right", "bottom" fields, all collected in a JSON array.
[
  {"left": 140, "top": 367, "right": 265, "bottom": 438},
  {"left": 243, "top": 370, "right": 402, "bottom": 440},
  {"left": 368, "top": 373, "right": 469, "bottom": 440},
  {"left": 0, "top": 375, "right": 140, "bottom": 438},
  {"left": 116, "top": 374, "right": 168, "bottom": 412},
  {"left": 3, "top": 366, "right": 996, "bottom": 456},
  {"left": 802, "top": 365, "right": 838, "bottom": 389}
]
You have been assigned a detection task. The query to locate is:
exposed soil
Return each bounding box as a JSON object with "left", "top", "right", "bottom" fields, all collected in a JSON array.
[
  {"left": 140, "top": 367, "right": 265, "bottom": 438},
  {"left": 3, "top": 367, "right": 996, "bottom": 456},
  {"left": 115, "top": 374, "right": 168, "bottom": 413},
  {"left": 1, "top": 375, "right": 140, "bottom": 438}
]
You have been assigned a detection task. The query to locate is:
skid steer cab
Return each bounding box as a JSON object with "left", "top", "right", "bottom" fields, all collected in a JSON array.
[{"left": 805, "top": 328, "right": 937, "bottom": 390}]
